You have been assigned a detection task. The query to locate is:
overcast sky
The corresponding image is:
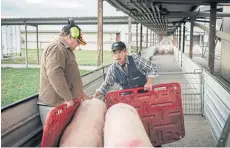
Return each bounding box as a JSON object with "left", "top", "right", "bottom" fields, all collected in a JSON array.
[{"left": 1, "top": 0, "right": 127, "bottom": 17}]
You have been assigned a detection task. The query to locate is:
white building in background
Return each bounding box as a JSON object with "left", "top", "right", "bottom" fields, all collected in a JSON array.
[
  {"left": 1, "top": 23, "right": 154, "bottom": 59},
  {"left": 20, "top": 30, "right": 120, "bottom": 51},
  {"left": 1, "top": 26, "right": 21, "bottom": 59}
]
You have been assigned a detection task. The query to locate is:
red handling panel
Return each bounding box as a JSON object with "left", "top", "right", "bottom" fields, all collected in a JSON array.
[
  {"left": 40, "top": 99, "right": 81, "bottom": 147},
  {"left": 105, "top": 82, "right": 185, "bottom": 146}
]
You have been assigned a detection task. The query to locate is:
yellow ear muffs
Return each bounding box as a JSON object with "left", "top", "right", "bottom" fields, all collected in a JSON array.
[{"left": 70, "top": 27, "right": 80, "bottom": 38}]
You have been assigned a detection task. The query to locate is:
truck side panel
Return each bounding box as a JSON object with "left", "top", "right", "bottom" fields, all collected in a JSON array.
[{"left": 1, "top": 95, "right": 42, "bottom": 147}]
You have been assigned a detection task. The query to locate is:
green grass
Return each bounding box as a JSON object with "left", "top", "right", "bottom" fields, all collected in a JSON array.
[
  {"left": 75, "top": 50, "right": 114, "bottom": 66},
  {"left": 1, "top": 68, "right": 90, "bottom": 107},
  {"left": 2, "top": 49, "right": 114, "bottom": 66}
]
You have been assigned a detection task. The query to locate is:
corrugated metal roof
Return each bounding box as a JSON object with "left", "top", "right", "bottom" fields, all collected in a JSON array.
[{"left": 105, "top": 0, "right": 230, "bottom": 35}]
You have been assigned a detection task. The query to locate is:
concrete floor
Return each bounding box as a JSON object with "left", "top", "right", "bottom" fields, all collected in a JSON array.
[
  {"left": 151, "top": 55, "right": 216, "bottom": 147},
  {"left": 163, "top": 116, "right": 216, "bottom": 147}
]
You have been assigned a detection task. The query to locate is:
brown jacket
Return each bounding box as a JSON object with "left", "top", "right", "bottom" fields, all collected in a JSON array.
[{"left": 38, "top": 37, "right": 83, "bottom": 106}]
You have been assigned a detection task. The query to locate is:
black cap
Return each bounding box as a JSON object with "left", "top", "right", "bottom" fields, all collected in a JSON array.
[{"left": 111, "top": 41, "right": 126, "bottom": 51}]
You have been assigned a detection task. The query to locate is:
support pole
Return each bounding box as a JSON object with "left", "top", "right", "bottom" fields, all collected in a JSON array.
[
  {"left": 97, "top": 0, "right": 103, "bottom": 66},
  {"left": 140, "top": 24, "right": 143, "bottom": 54},
  {"left": 1, "top": 27, "right": 3, "bottom": 59},
  {"left": 189, "top": 19, "right": 194, "bottom": 59},
  {"left": 153, "top": 32, "right": 155, "bottom": 46},
  {"left": 136, "top": 23, "right": 138, "bottom": 53},
  {"left": 208, "top": 3, "right": 217, "bottom": 74},
  {"left": 182, "top": 22, "right": 186, "bottom": 53},
  {"left": 177, "top": 28, "right": 179, "bottom": 47},
  {"left": 199, "top": 33, "right": 202, "bottom": 47},
  {"left": 128, "top": 17, "right": 132, "bottom": 54},
  {"left": 202, "top": 18, "right": 206, "bottom": 57},
  {"left": 150, "top": 30, "right": 152, "bottom": 47},
  {"left": 24, "top": 22, "right": 28, "bottom": 68},
  {"left": 146, "top": 28, "right": 148, "bottom": 48},
  {"left": 179, "top": 26, "right": 182, "bottom": 63},
  {"left": 179, "top": 26, "right": 182, "bottom": 51},
  {"left": 36, "top": 24, "right": 39, "bottom": 65}
]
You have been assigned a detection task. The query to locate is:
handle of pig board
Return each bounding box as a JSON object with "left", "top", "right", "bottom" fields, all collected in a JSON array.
[
  {"left": 54, "top": 98, "right": 81, "bottom": 115},
  {"left": 116, "top": 82, "right": 180, "bottom": 96}
]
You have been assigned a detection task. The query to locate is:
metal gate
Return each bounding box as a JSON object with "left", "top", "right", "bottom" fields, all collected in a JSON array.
[{"left": 153, "top": 70, "right": 203, "bottom": 115}]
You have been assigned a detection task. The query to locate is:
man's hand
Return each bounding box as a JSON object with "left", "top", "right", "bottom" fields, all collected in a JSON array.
[
  {"left": 81, "top": 92, "right": 91, "bottom": 101},
  {"left": 91, "top": 91, "right": 102, "bottom": 99},
  {"left": 65, "top": 100, "right": 74, "bottom": 107},
  {"left": 144, "top": 78, "right": 153, "bottom": 91}
]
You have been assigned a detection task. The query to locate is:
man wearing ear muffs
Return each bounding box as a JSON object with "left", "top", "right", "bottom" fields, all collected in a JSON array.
[{"left": 38, "top": 19, "right": 90, "bottom": 125}]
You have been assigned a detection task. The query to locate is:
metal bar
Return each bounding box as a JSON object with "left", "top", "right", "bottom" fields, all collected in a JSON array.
[
  {"left": 199, "top": 33, "right": 202, "bottom": 47},
  {"left": 167, "top": 11, "right": 230, "bottom": 18},
  {"left": 142, "top": 2, "right": 157, "bottom": 28},
  {"left": 176, "top": 28, "right": 179, "bottom": 48},
  {"left": 182, "top": 22, "right": 186, "bottom": 67},
  {"left": 200, "top": 72, "right": 204, "bottom": 117},
  {"left": 97, "top": 0, "right": 103, "bottom": 66},
  {"left": 1, "top": 16, "right": 138, "bottom": 26},
  {"left": 81, "top": 64, "right": 110, "bottom": 77},
  {"left": 128, "top": 17, "right": 132, "bottom": 53},
  {"left": 140, "top": 24, "right": 143, "bottom": 53},
  {"left": 83, "top": 74, "right": 105, "bottom": 89},
  {"left": 136, "top": 23, "right": 138, "bottom": 53},
  {"left": 190, "top": 19, "right": 194, "bottom": 59},
  {"left": 150, "top": 30, "right": 152, "bottom": 47},
  {"left": 158, "top": 71, "right": 202, "bottom": 75},
  {"left": 13, "top": 126, "right": 42, "bottom": 147},
  {"left": 183, "top": 93, "right": 202, "bottom": 95},
  {"left": 202, "top": 30, "right": 205, "bottom": 57},
  {"left": 155, "top": 5, "right": 163, "bottom": 30},
  {"left": 208, "top": 3, "right": 217, "bottom": 74},
  {"left": 146, "top": 28, "right": 148, "bottom": 48},
  {"left": 180, "top": 24, "right": 183, "bottom": 67},
  {"left": 214, "top": 23, "right": 223, "bottom": 49},
  {"left": 132, "top": 3, "right": 152, "bottom": 25},
  {"left": 203, "top": 41, "right": 209, "bottom": 57},
  {"left": 178, "top": 26, "right": 181, "bottom": 63},
  {"left": 36, "top": 25, "right": 39, "bottom": 65},
  {"left": 24, "top": 22, "right": 28, "bottom": 68},
  {"left": 216, "top": 114, "right": 230, "bottom": 147},
  {"left": 1, "top": 27, "right": 3, "bottom": 59},
  {"left": 1, "top": 113, "right": 40, "bottom": 137},
  {"left": 218, "top": 3, "right": 230, "bottom": 6},
  {"left": 179, "top": 25, "right": 182, "bottom": 51},
  {"left": 150, "top": 2, "right": 160, "bottom": 29},
  {"left": 5, "top": 27, "right": 8, "bottom": 56},
  {"left": 194, "top": 22, "right": 230, "bottom": 43},
  {"left": 153, "top": 32, "right": 155, "bottom": 45},
  {"left": 195, "top": 19, "right": 210, "bottom": 23}
]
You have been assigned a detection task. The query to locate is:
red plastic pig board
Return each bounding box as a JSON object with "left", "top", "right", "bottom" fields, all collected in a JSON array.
[
  {"left": 105, "top": 82, "right": 185, "bottom": 146},
  {"left": 40, "top": 99, "right": 81, "bottom": 147}
]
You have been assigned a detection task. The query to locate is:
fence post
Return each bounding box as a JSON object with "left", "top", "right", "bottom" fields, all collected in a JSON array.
[{"left": 200, "top": 72, "right": 205, "bottom": 117}]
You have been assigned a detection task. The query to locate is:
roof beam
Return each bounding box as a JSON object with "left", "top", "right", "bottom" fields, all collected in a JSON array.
[
  {"left": 168, "top": 11, "right": 230, "bottom": 18},
  {"left": 194, "top": 22, "right": 230, "bottom": 43},
  {"left": 1, "top": 16, "right": 137, "bottom": 25}
]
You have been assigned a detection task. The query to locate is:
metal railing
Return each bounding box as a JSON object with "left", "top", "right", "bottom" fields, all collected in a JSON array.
[{"left": 154, "top": 70, "right": 203, "bottom": 115}]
